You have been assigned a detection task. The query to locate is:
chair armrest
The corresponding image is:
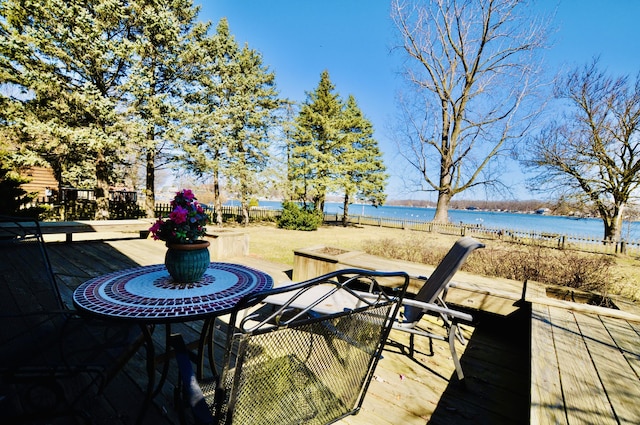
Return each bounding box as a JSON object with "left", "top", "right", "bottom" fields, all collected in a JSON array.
[{"left": 400, "top": 298, "right": 473, "bottom": 322}]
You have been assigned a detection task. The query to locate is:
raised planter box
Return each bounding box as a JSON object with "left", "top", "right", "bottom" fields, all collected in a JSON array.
[
  {"left": 204, "top": 230, "right": 249, "bottom": 260},
  {"left": 292, "top": 245, "right": 361, "bottom": 281}
]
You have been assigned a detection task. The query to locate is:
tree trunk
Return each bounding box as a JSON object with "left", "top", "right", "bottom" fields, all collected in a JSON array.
[
  {"left": 213, "top": 171, "right": 223, "bottom": 226},
  {"left": 240, "top": 183, "right": 249, "bottom": 226},
  {"left": 602, "top": 203, "right": 624, "bottom": 241},
  {"left": 94, "top": 151, "right": 110, "bottom": 220},
  {"left": 342, "top": 193, "right": 350, "bottom": 227},
  {"left": 433, "top": 161, "right": 453, "bottom": 223},
  {"left": 314, "top": 193, "right": 325, "bottom": 213},
  {"left": 241, "top": 200, "right": 249, "bottom": 226},
  {"left": 433, "top": 190, "right": 452, "bottom": 223},
  {"left": 144, "top": 148, "right": 155, "bottom": 218}
]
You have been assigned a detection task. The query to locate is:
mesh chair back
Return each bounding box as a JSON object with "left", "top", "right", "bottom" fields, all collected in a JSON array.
[
  {"left": 0, "top": 216, "right": 65, "bottom": 346},
  {"left": 403, "top": 237, "right": 485, "bottom": 323},
  {"left": 218, "top": 269, "right": 408, "bottom": 425}
]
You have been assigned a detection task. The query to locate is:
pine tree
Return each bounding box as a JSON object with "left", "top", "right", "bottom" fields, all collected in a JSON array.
[
  {"left": 338, "top": 95, "right": 387, "bottom": 226},
  {"left": 289, "top": 70, "right": 343, "bottom": 212},
  {"left": 1, "top": 0, "right": 134, "bottom": 219},
  {"left": 127, "top": 0, "right": 208, "bottom": 218},
  {"left": 181, "top": 18, "right": 282, "bottom": 225}
]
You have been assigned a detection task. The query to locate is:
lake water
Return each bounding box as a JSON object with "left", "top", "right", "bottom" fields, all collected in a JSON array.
[{"left": 229, "top": 200, "right": 640, "bottom": 241}]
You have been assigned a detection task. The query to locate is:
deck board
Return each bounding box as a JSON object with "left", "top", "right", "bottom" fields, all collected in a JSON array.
[
  {"left": 531, "top": 303, "right": 567, "bottom": 425},
  {"left": 553, "top": 307, "right": 618, "bottom": 425},
  {"left": 577, "top": 313, "right": 640, "bottom": 425},
  {"left": 600, "top": 315, "right": 640, "bottom": 378}
]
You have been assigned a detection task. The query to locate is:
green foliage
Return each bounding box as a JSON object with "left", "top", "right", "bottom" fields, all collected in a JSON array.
[
  {"left": 1, "top": 0, "right": 135, "bottom": 218},
  {"left": 277, "top": 201, "right": 323, "bottom": 231},
  {"left": 127, "top": 0, "right": 208, "bottom": 217},
  {"left": 289, "top": 70, "right": 343, "bottom": 211},
  {"left": 0, "top": 163, "right": 42, "bottom": 217},
  {"left": 248, "top": 198, "right": 259, "bottom": 208},
  {"left": 288, "top": 72, "right": 387, "bottom": 220},
  {"left": 181, "top": 18, "right": 284, "bottom": 225}
]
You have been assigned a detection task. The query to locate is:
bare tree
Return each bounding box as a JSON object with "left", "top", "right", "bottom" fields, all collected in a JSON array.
[
  {"left": 391, "top": 0, "right": 548, "bottom": 222},
  {"left": 525, "top": 60, "right": 640, "bottom": 241}
]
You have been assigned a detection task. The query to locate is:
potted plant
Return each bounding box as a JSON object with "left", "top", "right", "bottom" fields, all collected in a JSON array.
[{"left": 149, "top": 189, "right": 210, "bottom": 283}]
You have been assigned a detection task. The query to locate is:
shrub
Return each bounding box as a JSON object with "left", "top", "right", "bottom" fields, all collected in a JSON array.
[
  {"left": 277, "top": 201, "right": 323, "bottom": 231},
  {"left": 364, "top": 237, "right": 614, "bottom": 293}
]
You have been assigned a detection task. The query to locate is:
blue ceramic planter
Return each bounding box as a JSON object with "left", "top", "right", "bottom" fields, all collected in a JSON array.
[{"left": 165, "top": 240, "right": 210, "bottom": 283}]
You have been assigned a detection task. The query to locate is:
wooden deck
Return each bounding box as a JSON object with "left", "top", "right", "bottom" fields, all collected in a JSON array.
[
  {"left": 5, "top": 230, "right": 640, "bottom": 424},
  {"left": 529, "top": 298, "right": 640, "bottom": 424}
]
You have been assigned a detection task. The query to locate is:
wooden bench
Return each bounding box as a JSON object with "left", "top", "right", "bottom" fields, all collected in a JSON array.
[
  {"left": 528, "top": 297, "right": 640, "bottom": 424},
  {"left": 0, "top": 219, "right": 154, "bottom": 242}
]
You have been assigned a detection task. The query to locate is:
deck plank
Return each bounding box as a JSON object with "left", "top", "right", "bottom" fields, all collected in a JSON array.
[
  {"left": 579, "top": 314, "right": 640, "bottom": 424},
  {"left": 531, "top": 303, "right": 567, "bottom": 425},
  {"left": 3, "top": 236, "right": 534, "bottom": 424},
  {"left": 550, "top": 307, "right": 617, "bottom": 425},
  {"left": 600, "top": 316, "right": 640, "bottom": 379}
]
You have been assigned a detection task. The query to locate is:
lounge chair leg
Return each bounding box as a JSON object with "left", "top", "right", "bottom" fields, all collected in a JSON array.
[
  {"left": 449, "top": 324, "right": 465, "bottom": 382},
  {"left": 409, "top": 333, "right": 415, "bottom": 357}
]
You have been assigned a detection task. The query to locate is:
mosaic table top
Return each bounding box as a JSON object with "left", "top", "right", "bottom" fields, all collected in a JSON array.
[{"left": 73, "top": 262, "right": 274, "bottom": 323}]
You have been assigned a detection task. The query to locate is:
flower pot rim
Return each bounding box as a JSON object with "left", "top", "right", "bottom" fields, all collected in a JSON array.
[{"left": 166, "top": 240, "right": 211, "bottom": 250}]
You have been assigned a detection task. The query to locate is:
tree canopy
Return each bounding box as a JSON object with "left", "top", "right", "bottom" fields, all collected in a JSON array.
[
  {"left": 1, "top": 0, "right": 135, "bottom": 218},
  {"left": 0, "top": 1, "right": 285, "bottom": 221},
  {"left": 180, "top": 18, "right": 284, "bottom": 225},
  {"left": 288, "top": 71, "right": 387, "bottom": 223}
]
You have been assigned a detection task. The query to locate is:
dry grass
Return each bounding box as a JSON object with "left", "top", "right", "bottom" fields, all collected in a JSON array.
[{"left": 226, "top": 222, "right": 640, "bottom": 302}]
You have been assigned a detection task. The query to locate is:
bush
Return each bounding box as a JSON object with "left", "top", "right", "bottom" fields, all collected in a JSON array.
[
  {"left": 277, "top": 201, "right": 323, "bottom": 231},
  {"left": 0, "top": 164, "right": 45, "bottom": 218},
  {"left": 364, "top": 236, "right": 614, "bottom": 293}
]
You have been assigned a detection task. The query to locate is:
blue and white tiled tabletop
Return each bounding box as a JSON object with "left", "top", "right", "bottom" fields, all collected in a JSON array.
[{"left": 73, "top": 262, "right": 274, "bottom": 322}]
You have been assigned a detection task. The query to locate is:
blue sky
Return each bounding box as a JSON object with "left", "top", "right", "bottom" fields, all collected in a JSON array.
[{"left": 196, "top": 0, "right": 640, "bottom": 202}]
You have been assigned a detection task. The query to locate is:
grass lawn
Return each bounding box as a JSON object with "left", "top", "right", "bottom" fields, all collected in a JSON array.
[{"left": 224, "top": 222, "right": 459, "bottom": 265}]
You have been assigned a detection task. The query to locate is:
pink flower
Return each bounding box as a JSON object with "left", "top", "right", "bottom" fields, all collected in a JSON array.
[
  {"left": 149, "top": 219, "right": 163, "bottom": 240},
  {"left": 181, "top": 189, "right": 195, "bottom": 201},
  {"left": 148, "top": 189, "right": 208, "bottom": 243},
  {"left": 169, "top": 206, "right": 188, "bottom": 224}
]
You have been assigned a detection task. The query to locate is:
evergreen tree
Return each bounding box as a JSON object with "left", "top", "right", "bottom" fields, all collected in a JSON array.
[
  {"left": 0, "top": 0, "right": 134, "bottom": 219},
  {"left": 289, "top": 70, "right": 343, "bottom": 212},
  {"left": 338, "top": 95, "right": 387, "bottom": 226},
  {"left": 127, "top": 0, "right": 208, "bottom": 218},
  {"left": 182, "top": 18, "right": 282, "bottom": 225}
]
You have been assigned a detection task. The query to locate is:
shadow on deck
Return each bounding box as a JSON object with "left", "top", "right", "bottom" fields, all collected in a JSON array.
[{"left": 3, "top": 237, "right": 532, "bottom": 425}]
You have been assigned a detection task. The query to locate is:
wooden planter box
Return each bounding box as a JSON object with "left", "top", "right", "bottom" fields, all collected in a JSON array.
[
  {"left": 292, "top": 246, "right": 362, "bottom": 281},
  {"left": 204, "top": 230, "right": 249, "bottom": 260}
]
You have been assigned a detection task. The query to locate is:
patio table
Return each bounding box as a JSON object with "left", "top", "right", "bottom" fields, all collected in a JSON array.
[{"left": 72, "top": 261, "right": 273, "bottom": 423}]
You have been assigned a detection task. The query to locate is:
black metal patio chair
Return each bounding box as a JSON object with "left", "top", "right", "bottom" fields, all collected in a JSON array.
[
  {"left": 170, "top": 269, "right": 409, "bottom": 425},
  {"left": 0, "top": 215, "right": 147, "bottom": 424}
]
